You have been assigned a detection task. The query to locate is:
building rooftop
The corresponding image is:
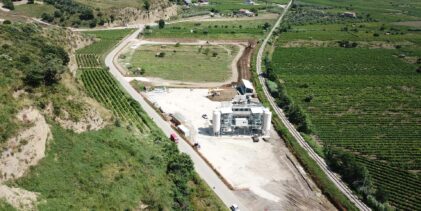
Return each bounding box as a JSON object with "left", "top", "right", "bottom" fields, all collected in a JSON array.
[{"left": 241, "top": 79, "right": 254, "bottom": 90}]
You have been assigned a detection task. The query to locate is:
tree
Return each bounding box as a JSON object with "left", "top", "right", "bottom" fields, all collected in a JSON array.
[
  {"left": 263, "top": 22, "right": 271, "bottom": 30},
  {"left": 143, "top": 0, "right": 150, "bottom": 11},
  {"left": 27, "top": 0, "right": 34, "bottom": 4},
  {"left": 3, "top": 20, "right": 11, "bottom": 24},
  {"left": 2, "top": 0, "right": 14, "bottom": 10},
  {"left": 79, "top": 9, "right": 94, "bottom": 20},
  {"left": 375, "top": 186, "right": 389, "bottom": 203},
  {"left": 212, "top": 52, "right": 218, "bottom": 57},
  {"left": 54, "top": 10, "right": 62, "bottom": 18},
  {"left": 416, "top": 66, "right": 421, "bottom": 73},
  {"left": 41, "top": 13, "right": 54, "bottom": 23},
  {"left": 158, "top": 19, "right": 165, "bottom": 29}
]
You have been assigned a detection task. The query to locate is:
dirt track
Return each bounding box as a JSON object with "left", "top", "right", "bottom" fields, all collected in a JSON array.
[{"left": 236, "top": 41, "right": 256, "bottom": 82}]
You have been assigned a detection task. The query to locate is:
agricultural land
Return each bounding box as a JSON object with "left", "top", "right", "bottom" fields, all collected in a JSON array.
[
  {"left": 267, "top": 0, "right": 421, "bottom": 210},
  {"left": 143, "top": 18, "right": 277, "bottom": 40}
]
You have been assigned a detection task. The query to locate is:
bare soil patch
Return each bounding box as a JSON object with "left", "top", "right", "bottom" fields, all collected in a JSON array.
[
  {"left": 0, "top": 185, "right": 38, "bottom": 210},
  {"left": 393, "top": 21, "right": 421, "bottom": 27},
  {"left": 0, "top": 107, "right": 50, "bottom": 210}
]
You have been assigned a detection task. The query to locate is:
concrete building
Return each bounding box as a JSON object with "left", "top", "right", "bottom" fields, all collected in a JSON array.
[{"left": 212, "top": 95, "right": 271, "bottom": 136}]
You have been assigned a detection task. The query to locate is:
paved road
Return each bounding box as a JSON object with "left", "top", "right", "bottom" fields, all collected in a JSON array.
[
  {"left": 104, "top": 26, "right": 248, "bottom": 210},
  {"left": 255, "top": 1, "right": 371, "bottom": 211}
]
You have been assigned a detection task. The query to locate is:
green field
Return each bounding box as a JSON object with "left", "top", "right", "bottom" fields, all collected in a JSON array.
[
  {"left": 75, "top": 0, "right": 145, "bottom": 9},
  {"left": 144, "top": 19, "right": 276, "bottom": 40},
  {"left": 294, "top": 0, "right": 421, "bottom": 22},
  {"left": 269, "top": 0, "right": 421, "bottom": 210},
  {"left": 124, "top": 44, "right": 238, "bottom": 82},
  {"left": 12, "top": 3, "right": 56, "bottom": 18},
  {"left": 77, "top": 29, "right": 135, "bottom": 55}
]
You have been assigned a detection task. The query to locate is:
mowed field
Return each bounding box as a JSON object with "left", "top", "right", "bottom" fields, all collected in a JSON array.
[
  {"left": 143, "top": 19, "right": 277, "bottom": 40},
  {"left": 271, "top": 0, "right": 421, "bottom": 210},
  {"left": 124, "top": 44, "right": 238, "bottom": 82}
]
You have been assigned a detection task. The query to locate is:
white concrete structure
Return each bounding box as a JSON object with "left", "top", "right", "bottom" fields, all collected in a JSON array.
[{"left": 213, "top": 96, "right": 271, "bottom": 136}]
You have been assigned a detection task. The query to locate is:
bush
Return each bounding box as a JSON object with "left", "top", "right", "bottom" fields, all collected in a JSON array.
[
  {"left": 212, "top": 52, "right": 218, "bottom": 57},
  {"left": 2, "top": 0, "right": 14, "bottom": 10},
  {"left": 27, "top": 0, "right": 34, "bottom": 4},
  {"left": 41, "top": 13, "right": 54, "bottom": 23},
  {"left": 3, "top": 20, "right": 11, "bottom": 24},
  {"left": 175, "top": 42, "right": 180, "bottom": 47},
  {"left": 158, "top": 19, "right": 165, "bottom": 29},
  {"left": 416, "top": 66, "right": 421, "bottom": 73}
]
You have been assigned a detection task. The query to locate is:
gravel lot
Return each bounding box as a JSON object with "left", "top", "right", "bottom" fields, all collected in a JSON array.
[{"left": 145, "top": 88, "right": 335, "bottom": 210}]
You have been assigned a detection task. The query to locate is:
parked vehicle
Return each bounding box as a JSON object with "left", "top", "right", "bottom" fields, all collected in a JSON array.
[
  {"left": 230, "top": 204, "right": 240, "bottom": 211},
  {"left": 170, "top": 133, "right": 179, "bottom": 144},
  {"left": 252, "top": 135, "right": 260, "bottom": 142}
]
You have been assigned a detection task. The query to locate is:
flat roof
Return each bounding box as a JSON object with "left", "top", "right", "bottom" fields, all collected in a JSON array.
[
  {"left": 250, "top": 107, "right": 263, "bottom": 114},
  {"left": 220, "top": 107, "right": 233, "bottom": 114},
  {"left": 241, "top": 79, "right": 254, "bottom": 90}
]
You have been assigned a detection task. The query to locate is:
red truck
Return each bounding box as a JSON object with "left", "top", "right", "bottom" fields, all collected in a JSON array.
[{"left": 170, "top": 133, "right": 179, "bottom": 144}]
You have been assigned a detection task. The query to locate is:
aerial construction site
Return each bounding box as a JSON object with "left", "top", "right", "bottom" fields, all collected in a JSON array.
[{"left": 119, "top": 35, "right": 335, "bottom": 210}]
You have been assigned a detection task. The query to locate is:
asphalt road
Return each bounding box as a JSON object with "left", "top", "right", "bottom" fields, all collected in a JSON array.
[
  {"left": 255, "top": 1, "right": 371, "bottom": 211},
  {"left": 104, "top": 26, "right": 248, "bottom": 210}
]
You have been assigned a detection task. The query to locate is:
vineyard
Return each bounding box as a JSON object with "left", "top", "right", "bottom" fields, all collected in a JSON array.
[
  {"left": 76, "top": 29, "right": 153, "bottom": 133},
  {"left": 271, "top": 47, "right": 421, "bottom": 210},
  {"left": 81, "top": 68, "right": 151, "bottom": 132},
  {"left": 76, "top": 54, "right": 101, "bottom": 68}
]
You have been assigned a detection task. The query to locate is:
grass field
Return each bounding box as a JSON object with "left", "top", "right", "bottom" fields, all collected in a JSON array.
[
  {"left": 124, "top": 44, "right": 238, "bottom": 82},
  {"left": 77, "top": 29, "right": 135, "bottom": 55},
  {"left": 203, "top": 0, "right": 289, "bottom": 12},
  {"left": 15, "top": 126, "right": 173, "bottom": 210},
  {"left": 270, "top": 1, "right": 421, "bottom": 210},
  {"left": 144, "top": 19, "right": 277, "bottom": 40},
  {"left": 12, "top": 3, "right": 56, "bottom": 18},
  {"left": 294, "top": 0, "right": 421, "bottom": 22}
]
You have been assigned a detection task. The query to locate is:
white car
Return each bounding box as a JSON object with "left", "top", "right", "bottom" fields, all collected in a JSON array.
[{"left": 230, "top": 204, "right": 240, "bottom": 211}]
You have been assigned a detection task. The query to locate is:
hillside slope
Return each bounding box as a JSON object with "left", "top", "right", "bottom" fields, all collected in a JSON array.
[{"left": 0, "top": 22, "right": 225, "bottom": 210}]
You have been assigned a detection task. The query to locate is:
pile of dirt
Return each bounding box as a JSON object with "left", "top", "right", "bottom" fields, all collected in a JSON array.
[{"left": 207, "top": 87, "right": 237, "bottom": 102}]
